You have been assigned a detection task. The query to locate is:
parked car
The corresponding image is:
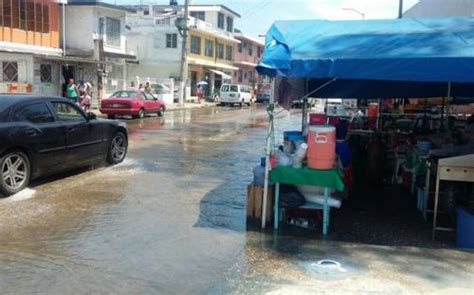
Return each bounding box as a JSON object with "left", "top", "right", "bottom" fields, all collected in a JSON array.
[
  {"left": 0, "top": 95, "right": 128, "bottom": 196},
  {"left": 100, "top": 90, "right": 166, "bottom": 119},
  {"left": 256, "top": 91, "right": 271, "bottom": 103},
  {"left": 219, "top": 84, "right": 253, "bottom": 106}
]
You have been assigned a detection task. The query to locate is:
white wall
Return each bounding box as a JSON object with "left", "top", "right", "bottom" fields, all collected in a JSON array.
[
  {"left": 126, "top": 16, "right": 182, "bottom": 81},
  {"left": 65, "top": 6, "right": 95, "bottom": 52},
  {"left": 404, "top": 0, "right": 474, "bottom": 17},
  {"left": 66, "top": 6, "right": 128, "bottom": 54}
]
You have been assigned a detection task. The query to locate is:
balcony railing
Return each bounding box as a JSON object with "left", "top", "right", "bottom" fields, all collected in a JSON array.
[{"left": 188, "top": 16, "right": 234, "bottom": 39}]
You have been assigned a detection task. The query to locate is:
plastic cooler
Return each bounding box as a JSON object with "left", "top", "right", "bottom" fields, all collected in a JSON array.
[{"left": 306, "top": 125, "right": 336, "bottom": 170}]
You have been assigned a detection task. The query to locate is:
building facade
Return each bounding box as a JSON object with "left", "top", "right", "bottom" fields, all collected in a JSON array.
[
  {"left": 126, "top": 3, "right": 240, "bottom": 101},
  {"left": 403, "top": 0, "right": 474, "bottom": 17},
  {"left": 233, "top": 33, "right": 268, "bottom": 95},
  {"left": 65, "top": 0, "right": 136, "bottom": 103},
  {"left": 0, "top": 0, "right": 62, "bottom": 95}
]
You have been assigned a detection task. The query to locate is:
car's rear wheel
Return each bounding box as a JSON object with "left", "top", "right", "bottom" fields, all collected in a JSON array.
[
  {"left": 158, "top": 106, "right": 165, "bottom": 117},
  {"left": 107, "top": 132, "right": 128, "bottom": 164},
  {"left": 0, "top": 151, "right": 30, "bottom": 196},
  {"left": 108, "top": 114, "right": 116, "bottom": 119}
]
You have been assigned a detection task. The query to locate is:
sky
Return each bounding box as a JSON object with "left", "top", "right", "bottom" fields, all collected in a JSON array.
[{"left": 119, "top": 0, "right": 420, "bottom": 38}]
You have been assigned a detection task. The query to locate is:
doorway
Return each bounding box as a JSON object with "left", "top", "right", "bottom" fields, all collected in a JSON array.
[{"left": 62, "top": 65, "right": 75, "bottom": 97}]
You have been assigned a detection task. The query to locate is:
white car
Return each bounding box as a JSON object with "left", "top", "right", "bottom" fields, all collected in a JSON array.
[{"left": 220, "top": 84, "right": 252, "bottom": 106}]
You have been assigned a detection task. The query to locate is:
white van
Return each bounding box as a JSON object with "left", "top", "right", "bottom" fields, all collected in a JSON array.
[{"left": 220, "top": 84, "right": 253, "bottom": 106}]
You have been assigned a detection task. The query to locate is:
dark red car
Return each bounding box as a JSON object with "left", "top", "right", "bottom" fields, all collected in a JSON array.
[{"left": 100, "top": 90, "right": 166, "bottom": 119}]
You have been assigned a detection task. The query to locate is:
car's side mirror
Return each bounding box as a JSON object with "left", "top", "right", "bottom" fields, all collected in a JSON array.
[{"left": 87, "top": 112, "right": 97, "bottom": 120}]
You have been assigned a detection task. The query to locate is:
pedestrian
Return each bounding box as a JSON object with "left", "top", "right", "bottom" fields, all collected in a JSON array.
[
  {"left": 144, "top": 82, "right": 153, "bottom": 93},
  {"left": 79, "top": 90, "right": 92, "bottom": 112},
  {"left": 66, "top": 78, "right": 79, "bottom": 103},
  {"left": 139, "top": 83, "right": 144, "bottom": 91},
  {"left": 196, "top": 85, "right": 203, "bottom": 103}
]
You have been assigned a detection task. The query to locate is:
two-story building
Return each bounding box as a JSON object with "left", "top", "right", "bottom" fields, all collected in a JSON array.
[
  {"left": 0, "top": 0, "right": 62, "bottom": 95},
  {"left": 126, "top": 3, "right": 240, "bottom": 100},
  {"left": 233, "top": 32, "right": 268, "bottom": 95},
  {"left": 64, "top": 0, "right": 136, "bottom": 102}
]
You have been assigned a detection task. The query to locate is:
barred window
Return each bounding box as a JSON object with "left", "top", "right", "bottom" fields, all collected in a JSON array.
[
  {"left": 216, "top": 42, "right": 224, "bottom": 59},
  {"left": 106, "top": 17, "right": 121, "bottom": 47},
  {"left": 166, "top": 34, "right": 178, "bottom": 48},
  {"left": 3, "top": 62, "right": 18, "bottom": 82},
  {"left": 225, "top": 45, "right": 233, "bottom": 61},
  {"left": 40, "top": 64, "right": 52, "bottom": 83},
  {"left": 190, "top": 35, "right": 201, "bottom": 54}
]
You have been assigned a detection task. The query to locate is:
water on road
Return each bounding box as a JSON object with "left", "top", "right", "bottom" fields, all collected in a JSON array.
[{"left": 0, "top": 105, "right": 473, "bottom": 294}]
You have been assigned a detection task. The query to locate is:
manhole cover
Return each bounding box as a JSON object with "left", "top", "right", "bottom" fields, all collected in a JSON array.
[{"left": 309, "top": 259, "right": 347, "bottom": 274}]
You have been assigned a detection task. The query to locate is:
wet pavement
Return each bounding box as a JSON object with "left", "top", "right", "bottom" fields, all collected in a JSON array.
[{"left": 0, "top": 105, "right": 473, "bottom": 294}]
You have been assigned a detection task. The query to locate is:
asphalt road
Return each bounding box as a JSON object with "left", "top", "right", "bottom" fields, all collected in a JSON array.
[{"left": 0, "top": 105, "right": 473, "bottom": 294}]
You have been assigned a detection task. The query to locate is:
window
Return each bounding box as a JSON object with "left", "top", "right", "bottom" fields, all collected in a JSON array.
[
  {"left": 98, "top": 17, "right": 105, "bottom": 37},
  {"left": 143, "top": 92, "right": 156, "bottom": 100},
  {"left": 221, "top": 85, "right": 229, "bottom": 92},
  {"left": 204, "top": 39, "right": 213, "bottom": 57},
  {"left": 26, "top": 0, "right": 34, "bottom": 31},
  {"left": 248, "top": 71, "right": 254, "bottom": 83},
  {"left": 40, "top": 64, "right": 52, "bottom": 83},
  {"left": 156, "top": 17, "right": 171, "bottom": 25},
  {"left": 166, "top": 33, "right": 178, "bottom": 48},
  {"left": 226, "top": 16, "right": 233, "bottom": 32},
  {"left": 42, "top": 3, "right": 49, "bottom": 33},
  {"left": 225, "top": 45, "right": 233, "bottom": 61},
  {"left": 237, "top": 70, "right": 243, "bottom": 83},
  {"left": 3, "top": 62, "right": 18, "bottom": 82},
  {"left": 51, "top": 102, "right": 86, "bottom": 122},
  {"left": 106, "top": 17, "right": 121, "bottom": 47},
  {"left": 190, "top": 35, "right": 201, "bottom": 54},
  {"left": 230, "top": 85, "right": 238, "bottom": 92},
  {"left": 14, "top": 103, "right": 55, "bottom": 123},
  {"left": 12, "top": 0, "right": 19, "bottom": 28},
  {"left": 216, "top": 42, "right": 224, "bottom": 59},
  {"left": 238, "top": 43, "right": 242, "bottom": 53},
  {"left": 111, "top": 91, "right": 139, "bottom": 98},
  {"left": 217, "top": 12, "right": 224, "bottom": 29},
  {"left": 35, "top": 2, "right": 42, "bottom": 33},
  {"left": 257, "top": 46, "right": 262, "bottom": 58},
  {"left": 190, "top": 11, "right": 205, "bottom": 21},
  {"left": 248, "top": 45, "right": 253, "bottom": 56},
  {"left": 19, "top": 0, "right": 27, "bottom": 30},
  {"left": 3, "top": 0, "right": 11, "bottom": 27}
]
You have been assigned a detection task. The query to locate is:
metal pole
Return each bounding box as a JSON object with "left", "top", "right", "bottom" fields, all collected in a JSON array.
[
  {"left": 179, "top": 0, "right": 190, "bottom": 106},
  {"left": 262, "top": 78, "right": 275, "bottom": 229},
  {"left": 441, "top": 81, "right": 451, "bottom": 130},
  {"left": 398, "top": 0, "right": 403, "bottom": 19}
]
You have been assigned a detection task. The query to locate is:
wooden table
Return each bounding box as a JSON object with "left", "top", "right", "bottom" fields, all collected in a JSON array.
[{"left": 432, "top": 154, "right": 474, "bottom": 240}]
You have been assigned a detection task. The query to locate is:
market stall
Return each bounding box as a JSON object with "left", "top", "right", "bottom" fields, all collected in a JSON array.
[{"left": 252, "top": 17, "right": 474, "bottom": 244}]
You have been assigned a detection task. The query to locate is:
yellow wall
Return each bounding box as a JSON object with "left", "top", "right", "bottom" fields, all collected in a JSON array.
[{"left": 188, "top": 29, "right": 234, "bottom": 66}]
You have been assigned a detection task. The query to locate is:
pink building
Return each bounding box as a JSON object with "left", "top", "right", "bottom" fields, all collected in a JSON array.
[{"left": 233, "top": 33, "right": 269, "bottom": 94}]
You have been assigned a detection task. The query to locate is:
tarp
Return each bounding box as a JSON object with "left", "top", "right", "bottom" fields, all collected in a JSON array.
[{"left": 256, "top": 17, "right": 474, "bottom": 97}]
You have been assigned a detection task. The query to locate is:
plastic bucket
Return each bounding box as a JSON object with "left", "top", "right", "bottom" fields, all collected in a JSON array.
[
  {"left": 309, "top": 113, "right": 326, "bottom": 125},
  {"left": 417, "top": 139, "right": 431, "bottom": 156},
  {"left": 368, "top": 103, "right": 379, "bottom": 118},
  {"left": 457, "top": 207, "right": 474, "bottom": 249},
  {"left": 307, "top": 125, "right": 336, "bottom": 170}
]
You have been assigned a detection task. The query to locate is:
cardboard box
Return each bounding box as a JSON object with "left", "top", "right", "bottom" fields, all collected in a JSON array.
[{"left": 247, "top": 184, "right": 274, "bottom": 223}]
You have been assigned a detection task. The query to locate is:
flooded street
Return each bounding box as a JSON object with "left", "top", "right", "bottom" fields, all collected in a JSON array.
[{"left": 1, "top": 105, "right": 473, "bottom": 294}]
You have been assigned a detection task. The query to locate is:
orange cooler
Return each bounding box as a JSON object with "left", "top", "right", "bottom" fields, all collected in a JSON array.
[{"left": 307, "top": 125, "right": 336, "bottom": 170}]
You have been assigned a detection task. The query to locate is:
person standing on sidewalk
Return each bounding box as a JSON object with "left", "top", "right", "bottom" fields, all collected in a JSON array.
[{"left": 66, "top": 79, "right": 79, "bottom": 103}]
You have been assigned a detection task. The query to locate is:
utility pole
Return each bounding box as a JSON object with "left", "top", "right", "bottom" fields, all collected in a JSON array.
[
  {"left": 398, "top": 0, "right": 403, "bottom": 18},
  {"left": 178, "top": 0, "right": 190, "bottom": 106}
]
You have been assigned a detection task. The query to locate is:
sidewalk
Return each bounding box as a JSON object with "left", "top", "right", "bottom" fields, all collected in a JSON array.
[{"left": 91, "top": 101, "right": 218, "bottom": 117}]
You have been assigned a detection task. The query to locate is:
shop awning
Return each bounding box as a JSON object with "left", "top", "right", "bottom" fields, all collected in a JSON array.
[
  {"left": 188, "top": 58, "right": 239, "bottom": 71},
  {"left": 256, "top": 17, "right": 474, "bottom": 97},
  {"left": 209, "top": 69, "right": 232, "bottom": 79}
]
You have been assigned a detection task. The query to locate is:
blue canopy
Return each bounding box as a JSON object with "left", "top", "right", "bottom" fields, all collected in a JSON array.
[{"left": 256, "top": 17, "right": 474, "bottom": 98}]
